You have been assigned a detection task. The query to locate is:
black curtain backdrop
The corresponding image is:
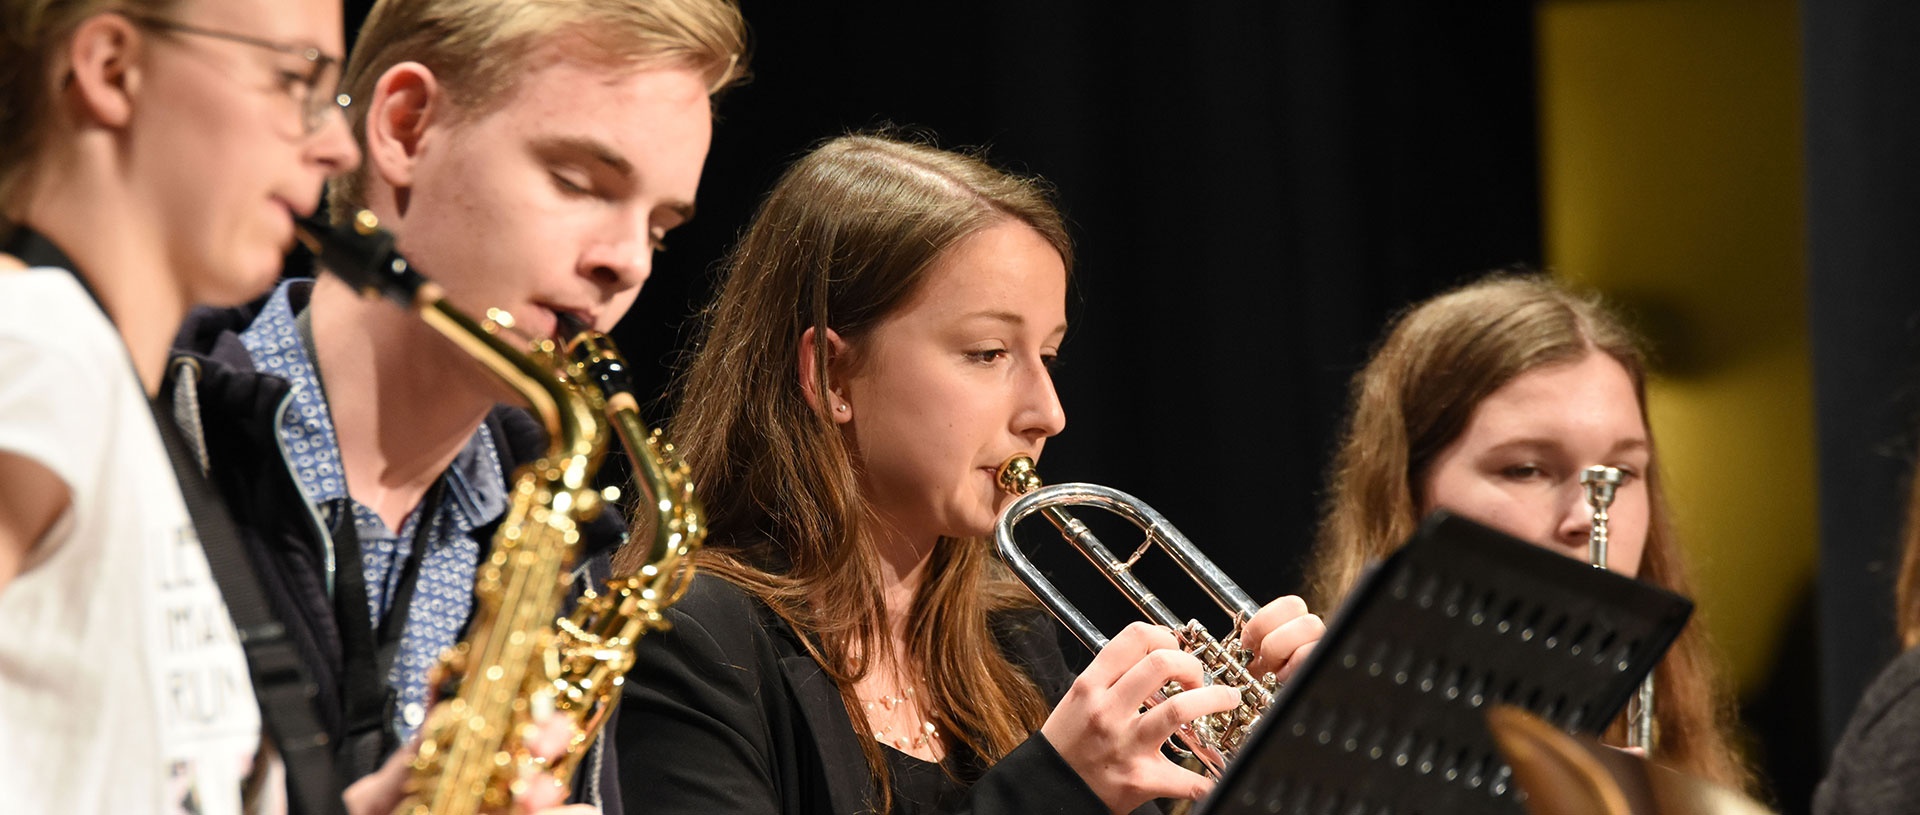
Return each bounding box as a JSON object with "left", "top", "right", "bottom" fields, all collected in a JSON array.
[
  {"left": 309, "top": 1, "right": 1920, "bottom": 807},
  {"left": 623, "top": 0, "right": 1541, "bottom": 636},
  {"left": 336, "top": 0, "right": 1540, "bottom": 707},
  {"left": 1805, "top": 0, "right": 1920, "bottom": 764}
]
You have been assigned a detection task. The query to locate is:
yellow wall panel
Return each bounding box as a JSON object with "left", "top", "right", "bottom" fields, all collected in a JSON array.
[{"left": 1537, "top": 0, "right": 1811, "bottom": 693}]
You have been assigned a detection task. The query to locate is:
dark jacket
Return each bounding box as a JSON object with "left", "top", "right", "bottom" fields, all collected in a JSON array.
[
  {"left": 615, "top": 571, "right": 1158, "bottom": 815},
  {"left": 166, "top": 287, "right": 627, "bottom": 811},
  {"left": 1816, "top": 644, "right": 1920, "bottom": 815}
]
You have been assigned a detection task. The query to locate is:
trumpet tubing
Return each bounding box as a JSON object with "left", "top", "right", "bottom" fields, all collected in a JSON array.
[
  {"left": 993, "top": 455, "right": 1276, "bottom": 778},
  {"left": 1580, "top": 464, "right": 1656, "bottom": 755}
]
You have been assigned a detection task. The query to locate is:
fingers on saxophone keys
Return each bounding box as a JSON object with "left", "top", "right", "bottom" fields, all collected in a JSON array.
[
  {"left": 520, "top": 712, "right": 576, "bottom": 760},
  {"left": 1275, "top": 639, "right": 1319, "bottom": 683}
]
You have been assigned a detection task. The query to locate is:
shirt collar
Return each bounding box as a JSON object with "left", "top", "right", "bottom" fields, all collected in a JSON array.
[{"left": 239, "top": 279, "right": 508, "bottom": 531}]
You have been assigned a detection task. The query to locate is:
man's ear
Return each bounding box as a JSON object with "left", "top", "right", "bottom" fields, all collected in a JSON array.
[
  {"left": 798, "top": 326, "right": 852, "bottom": 423},
  {"left": 63, "top": 14, "right": 143, "bottom": 129},
  {"left": 363, "top": 62, "right": 442, "bottom": 200}
]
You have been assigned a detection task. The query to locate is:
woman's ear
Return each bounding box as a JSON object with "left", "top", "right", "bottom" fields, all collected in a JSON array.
[
  {"left": 63, "top": 14, "right": 144, "bottom": 129},
  {"left": 363, "top": 62, "right": 441, "bottom": 206},
  {"left": 798, "top": 326, "right": 852, "bottom": 423}
]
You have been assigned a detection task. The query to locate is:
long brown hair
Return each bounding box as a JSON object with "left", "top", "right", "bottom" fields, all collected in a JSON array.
[
  {"left": 625, "top": 133, "right": 1072, "bottom": 809},
  {"left": 1308, "top": 273, "right": 1753, "bottom": 791},
  {"left": 1893, "top": 467, "right": 1920, "bottom": 649}
]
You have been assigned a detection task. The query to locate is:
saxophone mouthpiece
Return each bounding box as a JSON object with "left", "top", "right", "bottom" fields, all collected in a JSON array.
[{"left": 556, "top": 311, "right": 591, "bottom": 341}]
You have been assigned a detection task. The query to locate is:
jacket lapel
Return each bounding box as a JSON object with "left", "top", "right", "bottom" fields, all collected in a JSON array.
[{"left": 777, "top": 652, "right": 873, "bottom": 815}]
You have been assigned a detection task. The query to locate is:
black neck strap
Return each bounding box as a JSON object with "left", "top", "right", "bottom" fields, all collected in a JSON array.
[
  {"left": 12, "top": 224, "right": 342, "bottom": 811},
  {"left": 331, "top": 474, "right": 445, "bottom": 779},
  {"left": 2, "top": 225, "right": 109, "bottom": 317},
  {"left": 153, "top": 379, "right": 345, "bottom": 815},
  {"left": 301, "top": 299, "right": 448, "bottom": 777}
]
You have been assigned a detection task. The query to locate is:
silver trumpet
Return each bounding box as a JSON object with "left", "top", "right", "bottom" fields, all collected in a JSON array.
[
  {"left": 994, "top": 454, "right": 1277, "bottom": 778},
  {"left": 1580, "top": 465, "right": 1655, "bottom": 754}
]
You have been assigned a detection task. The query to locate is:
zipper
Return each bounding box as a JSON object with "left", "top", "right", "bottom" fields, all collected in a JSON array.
[{"left": 267, "top": 388, "right": 339, "bottom": 597}]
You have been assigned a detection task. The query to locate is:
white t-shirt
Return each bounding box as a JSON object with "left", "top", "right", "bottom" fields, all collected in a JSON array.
[{"left": 0, "top": 269, "right": 279, "bottom": 814}]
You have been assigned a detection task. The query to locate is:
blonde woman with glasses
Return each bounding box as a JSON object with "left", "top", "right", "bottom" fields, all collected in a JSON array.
[
  {"left": 1, "top": 1, "right": 596, "bottom": 812},
  {"left": 0, "top": 0, "right": 356, "bottom": 812}
]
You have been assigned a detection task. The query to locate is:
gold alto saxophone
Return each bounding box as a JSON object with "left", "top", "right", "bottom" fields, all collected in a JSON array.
[
  {"left": 297, "top": 211, "right": 610, "bottom": 815},
  {"left": 542, "top": 322, "right": 704, "bottom": 781},
  {"left": 1580, "top": 465, "right": 1656, "bottom": 754}
]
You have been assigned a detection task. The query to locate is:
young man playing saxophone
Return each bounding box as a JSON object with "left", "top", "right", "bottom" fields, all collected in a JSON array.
[{"left": 167, "top": 0, "right": 748, "bottom": 808}]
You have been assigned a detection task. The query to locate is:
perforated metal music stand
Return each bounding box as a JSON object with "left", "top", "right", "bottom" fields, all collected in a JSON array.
[{"left": 1196, "top": 511, "right": 1693, "bottom": 815}]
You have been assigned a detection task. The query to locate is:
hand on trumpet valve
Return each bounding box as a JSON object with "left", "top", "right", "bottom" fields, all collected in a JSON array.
[
  {"left": 1041, "top": 622, "right": 1247, "bottom": 812},
  {"left": 1240, "top": 593, "right": 1325, "bottom": 683}
]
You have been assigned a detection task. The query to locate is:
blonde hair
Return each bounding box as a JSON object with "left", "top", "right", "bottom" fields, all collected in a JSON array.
[
  {"left": 0, "top": 0, "right": 182, "bottom": 223},
  {"left": 1309, "top": 273, "right": 1754, "bottom": 792},
  {"left": 328, "top": 0, "right": 748, "bottom": 217},
  {"left": 638, "top": 133, "right": 1071, "bottom": 811}
]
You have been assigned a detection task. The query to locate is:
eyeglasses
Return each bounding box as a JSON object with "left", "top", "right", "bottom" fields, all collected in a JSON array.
[{"left": 119, "top": 13, "right": 348, "bottom": 136}]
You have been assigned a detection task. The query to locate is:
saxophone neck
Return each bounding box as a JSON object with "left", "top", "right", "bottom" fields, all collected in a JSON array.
[{"left": 561, "top": 326, "right": 704, "bottom": 562}]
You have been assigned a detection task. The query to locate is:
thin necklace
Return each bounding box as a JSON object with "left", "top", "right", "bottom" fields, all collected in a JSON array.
[{"left": 862, "top": 681, "right": 939, "bottom": 751}]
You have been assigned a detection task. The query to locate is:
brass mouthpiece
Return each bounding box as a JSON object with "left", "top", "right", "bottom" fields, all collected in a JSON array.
[
  {"left": 1581, "top": 465, "right": 1624, "bottom": 510},
  {"left": 996, "top": 454, "right": 1041, "bottom": 496}
]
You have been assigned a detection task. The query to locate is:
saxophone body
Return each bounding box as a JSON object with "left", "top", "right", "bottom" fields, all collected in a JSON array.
[
  {"left": 544, "top": 327, "right": 705, "bottom": 780},
  {"left": 296, "top": 211, "right": 611, "bottom": 815}
]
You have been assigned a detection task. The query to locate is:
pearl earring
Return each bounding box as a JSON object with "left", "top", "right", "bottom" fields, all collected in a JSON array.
[{"left": 835, "top": 403, "right": 848, "bottom": 413}]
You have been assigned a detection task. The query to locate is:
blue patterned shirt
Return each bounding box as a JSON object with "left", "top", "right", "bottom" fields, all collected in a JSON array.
[{"left": 240, "top": 281, "right": 507, "bottom": 743}]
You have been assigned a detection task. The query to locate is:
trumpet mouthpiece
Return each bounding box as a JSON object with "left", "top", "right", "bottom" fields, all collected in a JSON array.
[
  {"left": 1580, "top": 465, "right": 1624, "bottom": 508},
  {"left": 996, "top": 454, "right": 1041, "bottom": 496}
]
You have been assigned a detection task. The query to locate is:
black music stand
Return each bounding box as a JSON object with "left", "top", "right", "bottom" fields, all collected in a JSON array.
[{"left": 1196, "top": 510, "right": 1693, "bottom": 815}]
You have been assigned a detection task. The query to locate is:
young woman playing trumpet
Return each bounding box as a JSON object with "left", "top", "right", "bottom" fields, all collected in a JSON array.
[
  {"left": 1307, "top": 274, "right": 1752, "bottom": 791},
  {"left": 612, "top": 133, "right": 1326, "bottom": 814}
]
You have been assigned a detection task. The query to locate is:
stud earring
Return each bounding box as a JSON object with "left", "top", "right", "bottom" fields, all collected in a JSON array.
[{"left": 835, "top": 403, "right": 848, "bottom": 413}]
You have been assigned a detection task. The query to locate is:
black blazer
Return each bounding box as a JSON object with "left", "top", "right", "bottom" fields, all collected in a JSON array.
[
  {"left": 1817, "top": 644, "right": 1920, "bottom": 814},
  {"left": 615, "top": 572, "right": 1154, "bottom": 814}
]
